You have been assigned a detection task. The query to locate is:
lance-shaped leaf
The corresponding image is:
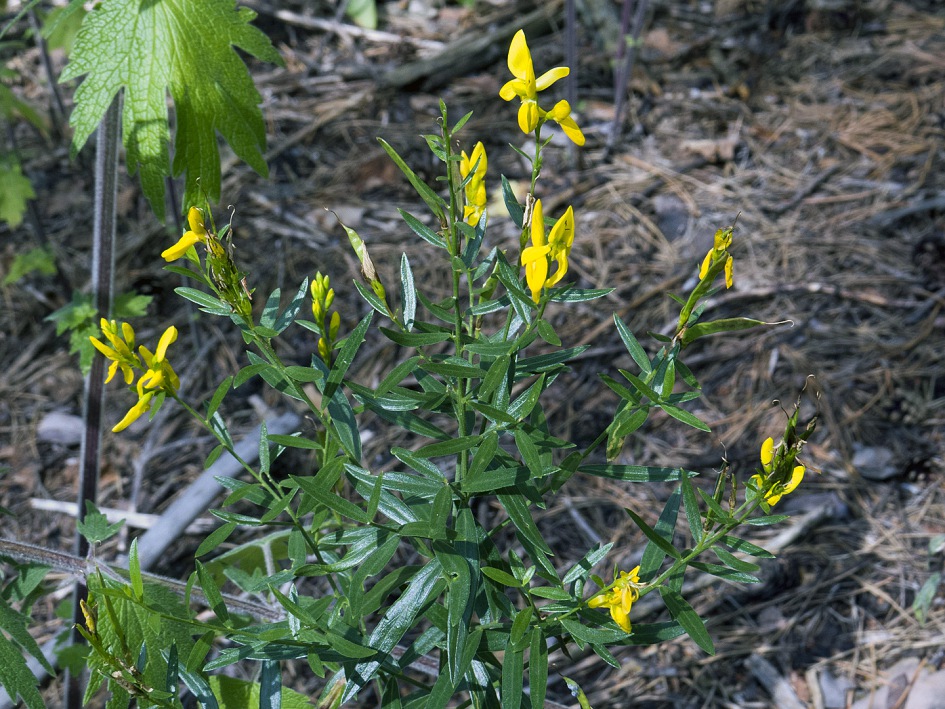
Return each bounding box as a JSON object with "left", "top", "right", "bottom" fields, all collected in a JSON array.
[
  {"left": 61, "top": 0, "right": 283, "bottom": 221},
  {"left": 680, "top": 317, "right": 771, "bottom": 346}
]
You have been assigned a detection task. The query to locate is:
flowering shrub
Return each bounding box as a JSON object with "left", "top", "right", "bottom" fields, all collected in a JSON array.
[{"left": 9, "top": 28, "right": 815, "bottom": 708}]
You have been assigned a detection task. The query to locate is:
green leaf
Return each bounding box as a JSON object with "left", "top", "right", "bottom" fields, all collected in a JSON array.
[
  {"left": 0, "top": 631, "right": 46, "bottom": 709},
  {"left": 379, "top": 327, "right": 451, "bottom": 347},
  {"left": 415, "top": 435, "right": 482, "bottom": 459},
  {"left": 398, "top": 209, "right": 446, "bottom": 249},
  {"left": 628, "top": 503, "right": 681, "bottom": 567},
  {"left": 60, "top": 0, "right": 283, "bottom": 221},
  {"left": 481, "top": 567, "right": 521, "bottom": 588},
  {"left": 529, "top": 628, "right": 548, "bottom": 709},
  {"left": 689, "top": 561, "right": 760, "bottom": 584},
  {"left": 579, "top": 465, "right": 694, "bottom": 483},
  {"left": 208, "top": 675, "right": 311, "bottom": 709},
  {"left": 914, "top": 572, "right": 941, "bottom": 625},
  {"left": 259, "top": 659, "right": 281, "bottom": 709},
  {"left": 3, "top": 247, "right": 55, "bottom": 285},
  {"left": 377, "top": 138, "right": 445, "bottom": 222},
  {"left": 345, "top": 0, "right": 377, "bottom": 29},
  {"left": 547, "top": 287, "right": 613, "bottom": 302},
  {"left": 613, "top": 314, "right": 651, "bottom": 373},
  {"left": 659, "top": 588, "right": 714, "bottom": 654},
  {"left": 326, "top": 312, "right": 372, "bottom": 398},
  {"left": 0, "top": 595, "right": 54, "bottom": 677},
  {"left": 562, "top": 676, "right": 593, "bottom": 709},
  {"left": 128, "top": 538, "right": 144, "bottom": 601},
  {"left": 274, "top": 278, "right": 309, "bottom": 334},
  {"left": 400, "top": 254, "right": 417, "bottom": 331},
  {"left": 681, "top": 473, "right": 703, "bottom": 545},
  {"left": 195, "top": 522, "right": 237, "bottom": 557},
  {"left": 680, "top": 317, "right": 768, "bottom": 346},
  {"left": 196, "top": 560, "right": 230, "bottom": 624},
  {"left": 0, "top": 161, "right": 35, "bottom": 228},
  {"left": 76, "top": 501, "right": 125, "bottom": 544},
  {"left": 342, "top": 559, "right": 444, "bottom": 702},
  {"left": 501, "top": 175, "right": 524, "bottom": 228},
  {"left": 501, "top": 643, "right": 524, "bottom": 707},
  {"left": 718, "top": 535, "right": 774, "bottom": 558},
  {"left": 563, "top": 543, "right": 614, "bottom": 585},
  {"left": 712, "top": 547, "right": 760, "bottom": 573},
  {"left": 499, "top": 492, "right": 557, "bottom": 579},
  {"left": 660, "top": 403, "right": 711, "bottom": 432},
  {"left": 175, "top": 287, "right": 232, "bottom": 316}
]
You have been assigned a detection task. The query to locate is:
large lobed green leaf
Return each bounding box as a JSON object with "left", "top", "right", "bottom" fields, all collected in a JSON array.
[{"left": 61, "top": 0, "right": 283, "bottom": 221}]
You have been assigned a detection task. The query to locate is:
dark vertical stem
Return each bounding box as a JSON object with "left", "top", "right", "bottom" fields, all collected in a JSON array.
[
  {"left": 565, "top": 0, "right": 577, "bottom": 111},
  {"left": 64, "top": 95, "right": 120, "bottom": 709},
  {"left": 28, "top": 8, "right": 67, "bottom": 140},
  {"left": 606, "top": 0, "right": 649, "bottom": 156}
]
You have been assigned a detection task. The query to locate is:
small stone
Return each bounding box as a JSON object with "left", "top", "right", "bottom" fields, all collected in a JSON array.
[
  {"left": 36, "top": 411, "right": 84, "bottom": 446},
  {"left": 852, "top": 445, "right": 898, "bottom": 481}
]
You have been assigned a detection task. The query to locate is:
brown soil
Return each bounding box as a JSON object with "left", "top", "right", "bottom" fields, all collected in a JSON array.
[{"left": 2, "top": 0, "right": 944, "bottom": 707}]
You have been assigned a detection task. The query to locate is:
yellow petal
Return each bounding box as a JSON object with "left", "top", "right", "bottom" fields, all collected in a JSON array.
[
  {"left": 507, "top": 30, "right": 533, "bottom": 82},
  {"left": 609, "top": 604, "right": 632, "bottom": 633},
  {"left": 530, "top": 198, "right": 546, "bottom": 248},
  {"left": 784, "top": 465, "right": 805, "bottom": 495},
  {"left": 161, "top": 231, "right": 203, "bottom": 262},
  {"left": 535, "top": 66, "right": 569, "bottom": 92},
  {"left": 760, "top": 437, "right": 775, "bottom": 471},
  {"left": 548, "top": 205, "right": 575, "bottom": 251},
  {"left": 525, "top": 256, "right": 548, "bottom": 304},
  {"left": 105, "top": 360, "right": 119, "bottom": 384},
  {"left": 724, "top": 255, "right": 734, "bottom": 288},
  {"left": 187, "top": 206, "right": 207, "bottom": 236},
  {"left": 154, "top": 326, "right": 178, "bottom": 362},
  {"left": 89, "top": 336, "right": 118, "bottom": 360},
  {"left": 699, "top": 250, "right": 713, "bottom": 279},
  {"left": 112, "top": 393, "right": 153, "bottom": 433},
  {"left": 499, "top": 78, "right": 526, "bottom": 101},
  {"left": 558, "top": 114, "right": 586, "bottom": 146},
  {"left": 518, "top": 101, "right": 539, "bottom": 134}
]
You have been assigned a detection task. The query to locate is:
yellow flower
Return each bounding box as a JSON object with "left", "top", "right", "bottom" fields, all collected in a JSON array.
[
  {"left": 137, "top": 326, "right": 180, "bottom": 393},
  {"left": 112, "top": 378, "right": 156, "bottom": 433},
  {"left": 588, "top": 566, "right": 641, "bottom": 633},
  {"left": 521, "top": 200, "right": 576, "bottom": 303},
  {"left": 543, "top": 100, "right": 585, "bottom": 146},
  {"left": 521, "top": 199, "right": 551, "bottom": 303},
  {"left": 460, "top": 141, "right": 488, "bottom": 226},
  {"left": 750, "top": 436, "right": 804, "bottom": 506},
  {"left": 162, "top": 207, "right": 209, "bottom": 261},
  {"left": 499, "top": 30, "right": 569, "bottom": 135},
  {"left": 698, "top": 226, "right": 734, "bottom": 288},
  {"left": 90, "top": 319, "right": 140, "bottom": 384},
  {"left": 750, "top": 465, "right": 805, "bottom": 506}
]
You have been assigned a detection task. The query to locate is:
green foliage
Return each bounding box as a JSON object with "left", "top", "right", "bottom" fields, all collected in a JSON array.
[
  {"left": 41, "top": 0, "right": 87, "bottom": 54},
  {"left": 0, "top": 591, "right": 53, "bottom": 709},
  {"left": 0, "top": 159, "right": 35, "bottom": 227},
  {"left": 76, "top": 502, "right": 125, "bottom": 545},
  {"left": 345, "top": 0, "right": 377, "bottom": 30},
  {"left": 46, "top": 291, "right": 152, "bottom": 373},
  {"left": 60, "top": 0, "right": 283, "bottom": 221},
  {"left": 2, "top": 246, "right": 54, "bottom": 285}
]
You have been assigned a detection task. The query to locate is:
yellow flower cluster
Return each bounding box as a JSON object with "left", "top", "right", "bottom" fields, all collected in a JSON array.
[
  {"left": 521, "top": 199, "right": 575, "bottom": 303},
  {"left": 588, "top": 566, "right": 642, "bottom": 633},
  {"left": 699, "top": 226, "right": 734, "bottom": 289},
  {"left": 749, "top": 436, "right": 805, "bottom": 506},
  {"left": 499, "top": 30, "right": 585, "bottom": 146},
  {"left": 459, "top": 141, "right": 488, "bottom": 227},
  {"left": 90, "top": 320, "right": 179, "bottom": 432},
  {"left": 311, "top": 272, "right": 340, "bottom": 364}
]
